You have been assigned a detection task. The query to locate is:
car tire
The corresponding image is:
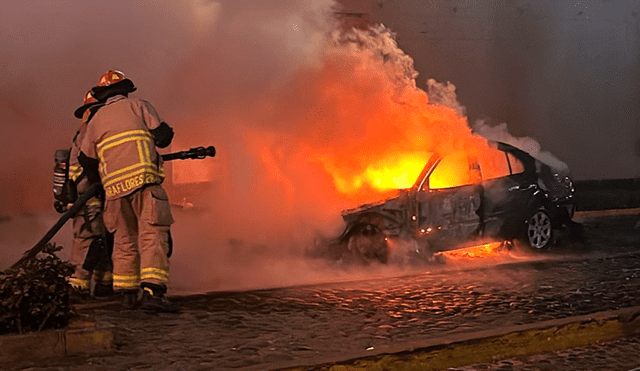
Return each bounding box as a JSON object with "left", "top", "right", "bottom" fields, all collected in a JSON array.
[
  {"left": 524, "top": 208, "right": 553, "bottom": 250},
  {"left": 346, "top": 224, "right": 389, "bottom": 264}
]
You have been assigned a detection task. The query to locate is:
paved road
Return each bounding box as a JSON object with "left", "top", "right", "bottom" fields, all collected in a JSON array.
[{"left": 7, "top": 214, "right": 640, "bottom": 371}]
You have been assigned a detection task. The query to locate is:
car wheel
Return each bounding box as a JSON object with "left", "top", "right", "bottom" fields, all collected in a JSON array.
[
  {"left": 525, "top": 208, "right": 552, "bottom": 250},
  {"left": 346, "top": 224, "right": 389, "bottom": 264}
]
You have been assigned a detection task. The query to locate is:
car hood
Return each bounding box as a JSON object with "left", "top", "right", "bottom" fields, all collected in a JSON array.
[{"left": 341, "top": 189, "right": 409, "bottom": 221}]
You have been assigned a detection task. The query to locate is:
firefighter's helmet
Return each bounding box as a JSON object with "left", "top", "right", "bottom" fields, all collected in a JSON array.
[
  {"left": 74, "top": 90, "right": 100, "bottom": 119},
  {"left": 97, "top": 70, "right": 127, "bottom": 87},
  {"left": 91, "top": 69, "right": 136, "bottom": 101}
]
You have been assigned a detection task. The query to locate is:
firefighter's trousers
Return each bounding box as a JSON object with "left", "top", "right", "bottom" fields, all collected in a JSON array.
[
  {"left": 69, "top": 197, "right": 113, "bottom": 291},
  {"left": 103, "top": 184, "right": 174, "bottom": 291}
]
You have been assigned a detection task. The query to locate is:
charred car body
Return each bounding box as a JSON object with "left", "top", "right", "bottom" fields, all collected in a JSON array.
[{"left": 327, "top": 142, "right": 575, "bottom": 264}]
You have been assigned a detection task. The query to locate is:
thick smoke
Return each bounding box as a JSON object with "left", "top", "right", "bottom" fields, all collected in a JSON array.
[
  {"left": 425, "top": 78, "right": 571, "bottom": 175},
  {"left": 0, "top": 1, "right": 544, "bottom": 291},
  {"left": 472, "top": 120, "right": 570, "bottom": 176}
]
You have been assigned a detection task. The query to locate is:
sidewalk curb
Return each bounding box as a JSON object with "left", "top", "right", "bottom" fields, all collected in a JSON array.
[
  {"left": 0, "top": 319, "right": 114, "bottom": 366},
  {"left": 279, "top": 306, "right": 640, "bottom": 371}
]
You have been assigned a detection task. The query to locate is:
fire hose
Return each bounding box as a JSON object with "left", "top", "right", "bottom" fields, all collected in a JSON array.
[{"left": 10, "top": 146, "right": 216, "bottom": 270}]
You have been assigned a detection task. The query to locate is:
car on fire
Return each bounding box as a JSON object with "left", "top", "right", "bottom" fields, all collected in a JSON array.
[{"left": 322, "top": 141, "right": 575, "bottom": 264}]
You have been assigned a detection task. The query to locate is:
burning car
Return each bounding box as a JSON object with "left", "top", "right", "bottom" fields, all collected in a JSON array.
[{"left": 323, "top": 141, "right": 575, "bottom": 264}]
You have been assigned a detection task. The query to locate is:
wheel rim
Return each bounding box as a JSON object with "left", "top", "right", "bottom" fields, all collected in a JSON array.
[{"left": 527, "top": 210, "right": 551, "bottom": 249}]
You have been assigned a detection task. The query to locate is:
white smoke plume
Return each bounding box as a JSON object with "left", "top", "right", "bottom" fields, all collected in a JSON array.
[
  {"left": 471, "top": 120, "right": 570, "bottom": 176},
  {"left": 426, "top": 78, "right": 570, "bottom": 176}
]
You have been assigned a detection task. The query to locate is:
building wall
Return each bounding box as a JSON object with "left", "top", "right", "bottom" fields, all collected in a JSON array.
[{"left": 336, "top": 0, "right": 640, "bottom": 180}]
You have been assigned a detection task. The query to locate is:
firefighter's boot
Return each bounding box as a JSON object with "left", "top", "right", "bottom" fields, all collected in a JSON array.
[
  {"left": 139, "top": 283, "right": 179, "bottom": 313},
  {"left": 118, "top": 289, "right": 140, "bottom": 310},
  {"left": 93, "top": 283, "right": 114, "bottom": 298}
]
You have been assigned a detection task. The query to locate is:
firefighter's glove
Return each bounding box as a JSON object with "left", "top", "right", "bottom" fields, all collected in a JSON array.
[
  {"left": 53, "top": 200, "right": 68, "bottom": 213},
  {"left": 151, "top": 122, "right": 174, "bottom": 149}
]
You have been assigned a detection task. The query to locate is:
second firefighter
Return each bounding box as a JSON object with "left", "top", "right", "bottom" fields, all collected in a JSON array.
[{"left": 78, "top": 70, "right": 177, "bottom": 312}]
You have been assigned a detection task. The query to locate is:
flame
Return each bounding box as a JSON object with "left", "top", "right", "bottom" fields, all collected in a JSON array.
[
  {"left": 307, "top": 78, "right": 508, "bottom": 201},
  {"left": 299, "top": 30, "right": 509, "bottom": 202},
  {"left": 435, "top": 242, "right": 506, "bottom": 260},
  {"left": 364, "top": 152, "right": 429, "bottom": 190},
  {"left": 320, "top": 151, "right": 431, "bottom": 194},
  {"left": 242, "top": 27, "right": 513, "bottom": 207}
]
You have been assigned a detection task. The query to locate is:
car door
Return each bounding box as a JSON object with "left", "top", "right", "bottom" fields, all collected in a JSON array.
[
  {"left": 478, "top": 144, "right": 537, "bottom": 238},
  {"left": 414, "top": 152, "right": 482, "bottom": 251}
]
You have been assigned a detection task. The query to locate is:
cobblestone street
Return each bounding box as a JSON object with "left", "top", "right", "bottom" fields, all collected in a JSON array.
[{"left": 5, "top": 215, "right": 640, "bottom": 371}]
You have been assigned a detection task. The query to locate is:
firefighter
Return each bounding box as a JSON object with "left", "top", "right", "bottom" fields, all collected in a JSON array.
[
  {"left": 78, "top": 70, "right": 178, "bottom": 312},
  {"left": 67, "top": 91, "right": 113, "bottom": 298}
]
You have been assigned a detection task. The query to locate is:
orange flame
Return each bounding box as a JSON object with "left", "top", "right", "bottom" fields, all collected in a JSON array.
[
  {"left": 244, "top": 28, "right": 511, "bottom": 206},
  {"left": 435, "top": 242, "right": 506, "bottom": 260},
  {"left": 304, "top": 50, "right": 507, "bottom": 202},
  {"left": 319, "top": 151, "right": 431, "bottom": 194}
]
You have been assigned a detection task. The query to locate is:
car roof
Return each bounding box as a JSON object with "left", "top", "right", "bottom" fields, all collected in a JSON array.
[{"left": 411, "top": 141, "right": 537, "bottom": 190}]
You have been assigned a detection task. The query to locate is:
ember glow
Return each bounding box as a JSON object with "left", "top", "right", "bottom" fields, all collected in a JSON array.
[
  {"left": 435, "top": 242, "right": 506, "bottom": 260},
  {"left": 430, "top": 241, "right": 539, "bottom": 266}
]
